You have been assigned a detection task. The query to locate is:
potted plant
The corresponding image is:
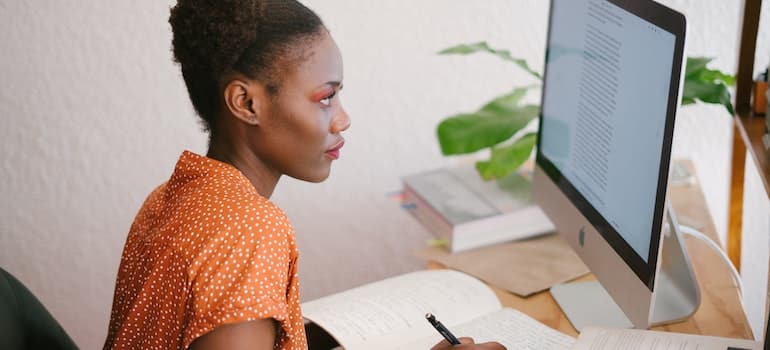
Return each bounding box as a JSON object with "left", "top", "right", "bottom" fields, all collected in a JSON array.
[{"left": 436, "top": 42, "right": 736, "bottom": 180}]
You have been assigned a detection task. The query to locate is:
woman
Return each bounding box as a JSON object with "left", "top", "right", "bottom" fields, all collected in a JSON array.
[{"left": 104, "top": 1, "right": 505, "bottom": 349}]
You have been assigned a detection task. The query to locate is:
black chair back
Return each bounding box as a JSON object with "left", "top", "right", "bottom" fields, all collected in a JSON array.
[{"left": 0, "top": 268, "right": 78, "bottom": 350}]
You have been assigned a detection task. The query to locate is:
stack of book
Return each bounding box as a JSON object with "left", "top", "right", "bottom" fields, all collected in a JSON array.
[{"left": 401, "top": 164, "right": 554, "bottom": 252}]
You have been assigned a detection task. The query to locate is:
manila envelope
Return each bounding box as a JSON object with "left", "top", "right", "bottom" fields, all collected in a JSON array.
[{"left": 416, "top": 233, "right": 589, "bottom": 297}]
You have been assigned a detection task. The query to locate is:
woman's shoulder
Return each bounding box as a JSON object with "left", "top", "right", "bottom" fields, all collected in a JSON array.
[
  {"left": 195, "top": 176, "right": 288, "bottom": 222},
  {"left": 179, "top": 176, "right": 293, "bottom": 236}
]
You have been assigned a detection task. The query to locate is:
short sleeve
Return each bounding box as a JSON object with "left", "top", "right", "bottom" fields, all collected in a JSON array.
[{"left": 182, "top": 210, "right": 294, "bottom": 348}]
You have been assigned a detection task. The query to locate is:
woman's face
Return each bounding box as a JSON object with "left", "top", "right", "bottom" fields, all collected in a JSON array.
[{"left": 253, "top": 31, "right": 350, "bottom": 183}]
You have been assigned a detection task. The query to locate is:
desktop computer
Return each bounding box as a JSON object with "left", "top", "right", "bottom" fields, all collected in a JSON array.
[{"left": 532, "top": 0, "right": 697, "bottom": 330}]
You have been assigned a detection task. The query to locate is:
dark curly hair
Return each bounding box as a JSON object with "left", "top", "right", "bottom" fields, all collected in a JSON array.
[{"left": 169, "top": 0, "right": 325, "bottom": 132}]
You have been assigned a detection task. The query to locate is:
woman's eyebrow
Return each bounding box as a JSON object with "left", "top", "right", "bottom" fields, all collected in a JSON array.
[{"left": 311, "top": 82, "right": 342, "bottom": 99}]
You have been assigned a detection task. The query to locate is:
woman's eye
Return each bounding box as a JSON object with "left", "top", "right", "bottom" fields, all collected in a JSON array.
[{"left": 320, "top": 91, "right": 337, "bottom": 106}]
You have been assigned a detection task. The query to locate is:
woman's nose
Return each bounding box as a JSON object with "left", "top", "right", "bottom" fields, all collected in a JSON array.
[{"left": 331, "top": 105, "right": 351, "bottom": 134}]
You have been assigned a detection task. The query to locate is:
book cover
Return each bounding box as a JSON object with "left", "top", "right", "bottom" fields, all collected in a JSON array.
[{"left": 402, "top": 164, "right": 554, "bottom": 252}]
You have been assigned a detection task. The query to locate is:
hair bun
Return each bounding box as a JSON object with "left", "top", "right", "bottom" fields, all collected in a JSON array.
[
  {"left": 169, "top": 0, "right": 323, "bottom": 131},
  {"left": 169, "top": 0, "right": 262, "bottom": 75}
]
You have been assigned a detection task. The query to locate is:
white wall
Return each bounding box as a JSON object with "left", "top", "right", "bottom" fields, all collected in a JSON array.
[
  {"left": 0, "top": 1, "right": 767, "bottom": 348},
  {"left": 740, "top": 156, "right": 770, "bottom": 340}
]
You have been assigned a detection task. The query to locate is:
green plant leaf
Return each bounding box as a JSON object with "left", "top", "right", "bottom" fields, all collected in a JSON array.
[
  {"left": 687, "top": 57, "right": 736, "bottom": 85},
  {"left": 685, "top": 57, "right": 713, "bottom": 78},
  {"left": 479, "top": 87, "right": 529, "bottom": 111},
  {"left": 682, "top": 57, "right": 736, "bottom": 114},
  {"left": 437, "top": 88, "right": 539, "bottom": 155},
  {"left": 439, "top": 42, "right": 542, "bottom": 80},
  {"left": 696, "top": 69, "right": 736, "bottom": 86},
  {"left": 475, "top": 133, "right": 538, "bottom": 180},
  {"left": 683, "top": 79, "right": 734, "bottom": 114},
  {"left": 434, "top": 50, "right": 736, "bottom": 182},
  {"left": 681, "top": 96, "right": 696, "bottom": 105}
]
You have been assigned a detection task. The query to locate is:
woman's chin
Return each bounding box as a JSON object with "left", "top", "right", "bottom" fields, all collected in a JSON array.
[{"left": 291, "top": 167, "right": 331, "bottom": 183}]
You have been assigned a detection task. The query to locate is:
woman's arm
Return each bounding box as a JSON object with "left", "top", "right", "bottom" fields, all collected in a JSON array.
[{"left": 188, "top": 319, "right": 277, "bottom": 350}]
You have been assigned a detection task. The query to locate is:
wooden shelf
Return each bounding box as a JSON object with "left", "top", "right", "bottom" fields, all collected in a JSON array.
[
  {"left": 727, "top": 3, "right": 767, "bottom": 336},
  {"left": 735, "top": 112, "right": 770, "bottom": 197}
]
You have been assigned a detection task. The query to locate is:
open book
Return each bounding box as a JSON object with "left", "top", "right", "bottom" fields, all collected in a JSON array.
[{"left": 301, "top": 270, "right": 575, "bottom": 349}]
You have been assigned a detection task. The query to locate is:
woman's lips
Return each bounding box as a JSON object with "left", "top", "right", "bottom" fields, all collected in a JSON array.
[
  {"left": 325, "top": 150, "right": 340, "bottom": 160},
  {"left": 325, "top": 140, "right": 344, "bottom": 160}
]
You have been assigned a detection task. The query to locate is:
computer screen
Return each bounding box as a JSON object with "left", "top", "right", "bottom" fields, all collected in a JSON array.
[
  {"left": 537, "top": 0, "right": 681, "bottom": 289},
  {"left": 533, "top": 0, "right": 690, "bottom": 329}
]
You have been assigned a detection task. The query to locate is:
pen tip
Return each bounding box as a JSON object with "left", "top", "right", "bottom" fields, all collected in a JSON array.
[{"left": 425, "top": 313, "right": 433, "bottom": 320}]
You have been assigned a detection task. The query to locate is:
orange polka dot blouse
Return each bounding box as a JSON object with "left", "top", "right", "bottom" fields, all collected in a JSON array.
[{"left": 104, "top": 151, "right": 307, "bottom": 350}]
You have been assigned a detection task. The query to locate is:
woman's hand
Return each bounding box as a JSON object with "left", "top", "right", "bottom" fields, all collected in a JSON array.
[{"left": 430, "top": 337, "right": 507, "bottom": 350}]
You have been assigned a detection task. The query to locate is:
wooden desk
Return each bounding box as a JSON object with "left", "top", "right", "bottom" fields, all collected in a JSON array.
[{"left": 429, "top": 162, "right": 753, "bottom": 339}]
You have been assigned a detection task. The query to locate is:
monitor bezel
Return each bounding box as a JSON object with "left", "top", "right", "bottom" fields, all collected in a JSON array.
[{"left": 536, "top": 0, "right": 686, "bottom": 290}]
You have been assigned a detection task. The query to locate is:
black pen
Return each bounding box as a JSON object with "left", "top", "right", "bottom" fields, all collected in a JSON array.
[{"left": 426, "top": 313, "right": 461, "bottom": 345}]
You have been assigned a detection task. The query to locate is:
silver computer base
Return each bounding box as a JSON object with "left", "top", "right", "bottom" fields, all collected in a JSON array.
[{"left": 550, "top": 203, "right": 701, "bottom": 331}]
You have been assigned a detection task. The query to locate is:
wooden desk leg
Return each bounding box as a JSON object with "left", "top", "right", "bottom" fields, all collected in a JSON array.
[{"left": 728, "top": 122, "right": 746, "bottom": 271}]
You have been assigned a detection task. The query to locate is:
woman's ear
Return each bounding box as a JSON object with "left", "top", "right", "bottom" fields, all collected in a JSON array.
[{"left": 223, "top": 78, "right": 266, "bottom": 126}]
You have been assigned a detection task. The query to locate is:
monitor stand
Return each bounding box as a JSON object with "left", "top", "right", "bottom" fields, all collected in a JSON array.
[{"left": 550, "top": 203, "right": 701, "bottom": 331}]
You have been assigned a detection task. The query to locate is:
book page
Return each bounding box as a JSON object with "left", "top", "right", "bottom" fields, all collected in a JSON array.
[
  {"left": 572, "top": 327, "right": 761, "bottom": 350},
  {"left": 402, "top": 308, "right": 575, "bottom": 350},
  {"left": 301, "top": 270, "right": 501, "bottom": 350}
]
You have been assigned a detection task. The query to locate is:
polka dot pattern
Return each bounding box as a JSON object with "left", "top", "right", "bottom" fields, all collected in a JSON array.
[{"left": 104, "top": 151, "right": 307, "bottom": 350}]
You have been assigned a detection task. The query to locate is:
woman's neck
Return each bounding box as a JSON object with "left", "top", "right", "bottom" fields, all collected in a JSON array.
[{"left": 206, "top": 132, "right": 280, "bottom": 198}]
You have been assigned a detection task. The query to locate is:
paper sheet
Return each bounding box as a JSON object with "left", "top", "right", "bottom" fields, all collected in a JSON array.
[{"left": 572, "top": 327, "right": 761, "bottom": 350}]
